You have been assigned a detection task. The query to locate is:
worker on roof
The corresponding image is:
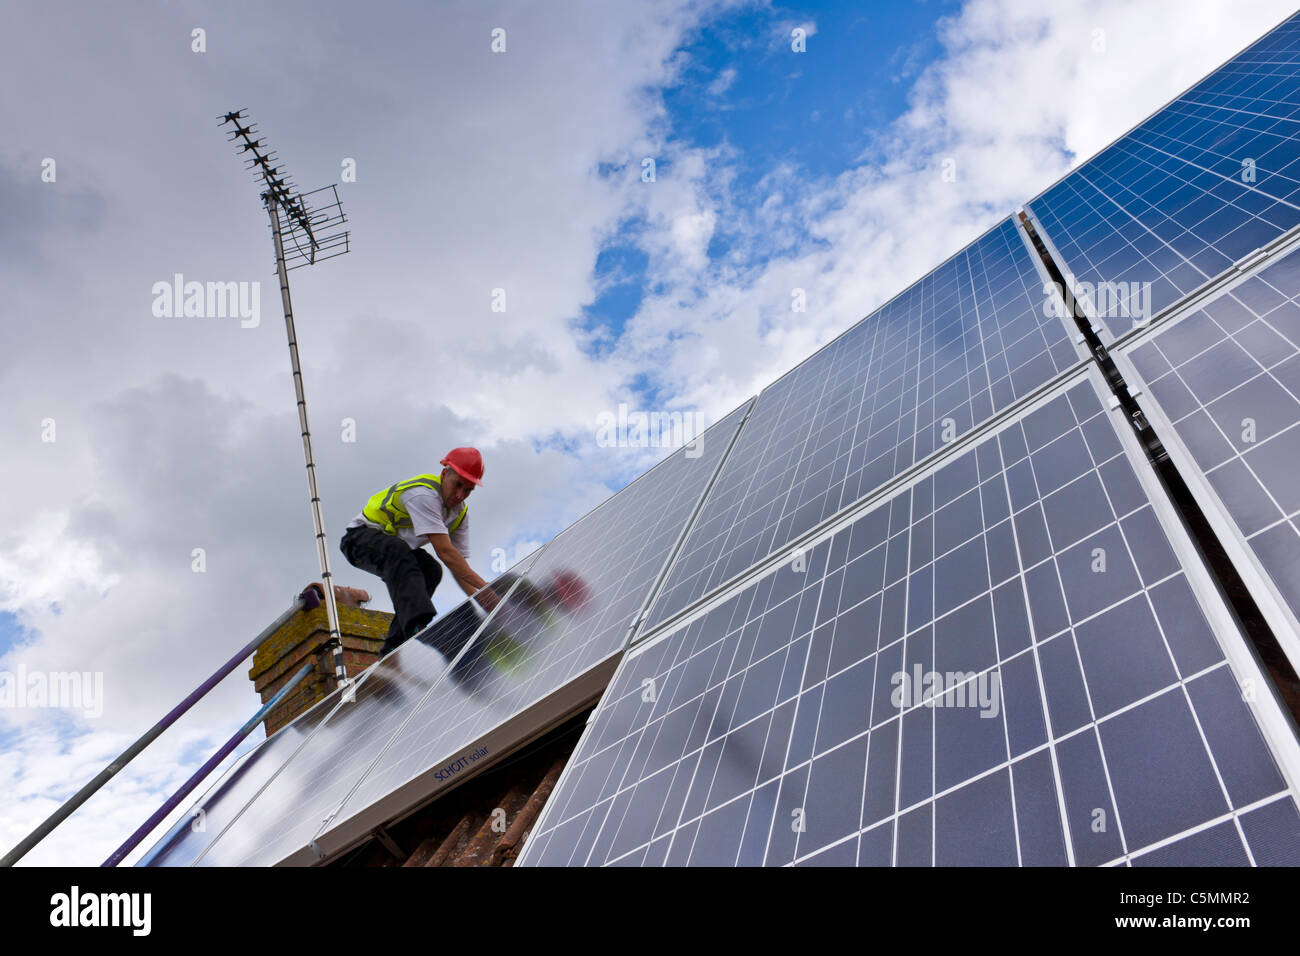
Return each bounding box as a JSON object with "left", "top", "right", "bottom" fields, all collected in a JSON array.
[{"left": 340, "top": 447, "right": 495, "bottom": 657}]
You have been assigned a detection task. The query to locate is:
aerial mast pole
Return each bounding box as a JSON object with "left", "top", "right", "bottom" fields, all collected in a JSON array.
[{"left": 218, "top": 109, "right": 353, "bottom": 692}]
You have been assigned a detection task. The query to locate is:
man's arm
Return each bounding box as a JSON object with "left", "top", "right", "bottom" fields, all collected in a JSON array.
[{"left": 427, "top": 533, "right": 498, "bottom": 609}]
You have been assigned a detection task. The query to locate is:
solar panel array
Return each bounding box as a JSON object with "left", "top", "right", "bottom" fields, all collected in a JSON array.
[
  {"left": 646, "top": 218, "right": 1084, "bottom": 631},
  {"left": 513, "top": 13, "right": 1300, "bottom": 867},
  {"left": 519, "top": 373, "right": 1300, "bottom": 866},
  {"left": 1026, "top": 15, "right": 1300, "bottom": 339},
  {"left": 145, "top": 401, "right": 752, "bottom": 866},
  {"left": 1117, "top": 241, "right": 1300, "bottom": 653},
  {"left": 506, "top": 14, "right": 1300, "bottom": 866}
]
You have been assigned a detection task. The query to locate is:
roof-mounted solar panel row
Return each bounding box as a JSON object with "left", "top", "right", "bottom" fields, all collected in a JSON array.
[
  {"left": 519, "top": 369, "right": 1300, "bottom": 866},
  {"left": 512, "top": 10, "right": 1300, "bottom": 867}
]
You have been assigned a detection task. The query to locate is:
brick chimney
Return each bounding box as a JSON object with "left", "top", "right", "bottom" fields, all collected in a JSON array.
[{"left": 250, "top": 584, "right": 393, "bottom": 736}]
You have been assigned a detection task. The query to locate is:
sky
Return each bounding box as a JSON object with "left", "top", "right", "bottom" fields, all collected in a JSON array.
[{"left": 2, "top": 0, "right": 1296, "bottom": 866}]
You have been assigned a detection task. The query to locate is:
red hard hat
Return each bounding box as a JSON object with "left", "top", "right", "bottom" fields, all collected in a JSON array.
[{"left": 441, "top": 446, "right": 485, "bottom": 485}]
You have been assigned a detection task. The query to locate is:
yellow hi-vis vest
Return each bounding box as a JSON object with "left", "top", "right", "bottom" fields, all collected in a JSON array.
[{"left": 362, "top": 473, "right": 467, "bottom": 537}]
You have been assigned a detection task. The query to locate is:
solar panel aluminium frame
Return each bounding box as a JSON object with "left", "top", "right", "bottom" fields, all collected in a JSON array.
[
  {"left": 636, "top": 214, "right": 1090, "bottom": 642},
  {"left": 515, "top": 363, "right": 1300, "bottom": 866},
  {"left": 1107, "top": 234, "right": 1300, "bottom": 674},
  {"left": 1010, "top": 206, "right": 1094, "bottom": 365},
  {"left": 279, "top": 398, "right": 758, "bottom": 865}
]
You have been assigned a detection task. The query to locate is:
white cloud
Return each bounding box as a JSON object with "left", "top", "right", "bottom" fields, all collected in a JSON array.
[
  {"left": 0, "top": 513, "right": 117, "bottom": 616},
  {"left": 670, "top": 208, "right": 719, "bottom": 272},
  {"left": 708, "top": 65, "right": 739, "bottom": 96}
]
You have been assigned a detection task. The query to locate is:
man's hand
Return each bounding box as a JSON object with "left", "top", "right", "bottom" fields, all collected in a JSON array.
[{"left": 475, "top": 587, "right": 501, "bottom": 614}]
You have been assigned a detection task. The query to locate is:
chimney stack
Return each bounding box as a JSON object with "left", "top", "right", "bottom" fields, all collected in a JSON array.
[{"left": 249, "top": 584, "right": 391, "bottom": 736}]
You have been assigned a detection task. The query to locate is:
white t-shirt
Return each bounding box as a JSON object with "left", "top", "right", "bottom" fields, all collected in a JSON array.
[{"left": 348, "top": 483, "right": 470, "bottom": 557}]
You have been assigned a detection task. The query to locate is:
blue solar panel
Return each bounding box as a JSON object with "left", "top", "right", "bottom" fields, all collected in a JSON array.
[
  {"left": 165, "top": 401, "right": 752, "bottom": 866},
  {"left": 518, "top": 371, "right": 1300, "bottom": 866},
  {"left": 1117, "top": 239, "right": 1300, "bottom": 662},
  {"left": 645, "top": 218, "right": 1082, "bottom": 632},
  {"left": 1026, "top": 12, "right": 1300, "bottom": 339}
]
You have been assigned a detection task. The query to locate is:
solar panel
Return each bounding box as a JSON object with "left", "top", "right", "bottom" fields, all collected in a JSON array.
[
  {"left": 644, "top": 218, "right": 1084, "bottom": 633},
  {"left": 179, "top": 400, "right": 752, "bottom": 865},
  {"left": 145, "top": 557, "right": 538, "bottom": 867},
  {"left": 134, "top": 691, "right": 337, "bottom": 866},
  {"left": 518, "top": 369, "right": 1300, "bottom": 866},
  {"left": 1025, "top": 12, "right": 1300, "bottom": 340},
  {"left": 1114, "top": 237, "right": 1300, "bottom": 669}
]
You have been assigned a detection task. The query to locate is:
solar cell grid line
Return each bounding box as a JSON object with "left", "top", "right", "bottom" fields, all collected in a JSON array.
[
  {"left": 644, "top": 217, "right": 1084, "bottom": 634},
  {"left": 136, "top": 687, "right": 339, "bottom": 866},
  {"left": 517, "top": 367, "right": 1300, "bottom": 867},
  {"left": 185, "top": 561, "right": 541, "bottom": 867},
  {"left": 1023, "top": 12, "right": 1300, "bottom": 340},
  {"left": 297, "top": 400, "right": 756, "bottom": 861},
  {"left": 1112, "top": 238, "right": 1300, "bottom": 671}
]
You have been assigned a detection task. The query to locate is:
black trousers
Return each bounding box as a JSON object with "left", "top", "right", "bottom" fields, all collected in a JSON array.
[{"left": 340, "top": 525, "right": 442, "bottom": 654}]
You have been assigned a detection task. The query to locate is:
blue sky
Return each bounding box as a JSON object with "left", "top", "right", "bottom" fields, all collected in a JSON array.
[
  {"left": 663, "top": 3, "right": 956, "bottom": 177},
  {"left": 0, "top": 612, "right": 28, "bottom": 658},
  {"left": 580, "top": 2, "right": 958, "bottom": 356}
]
